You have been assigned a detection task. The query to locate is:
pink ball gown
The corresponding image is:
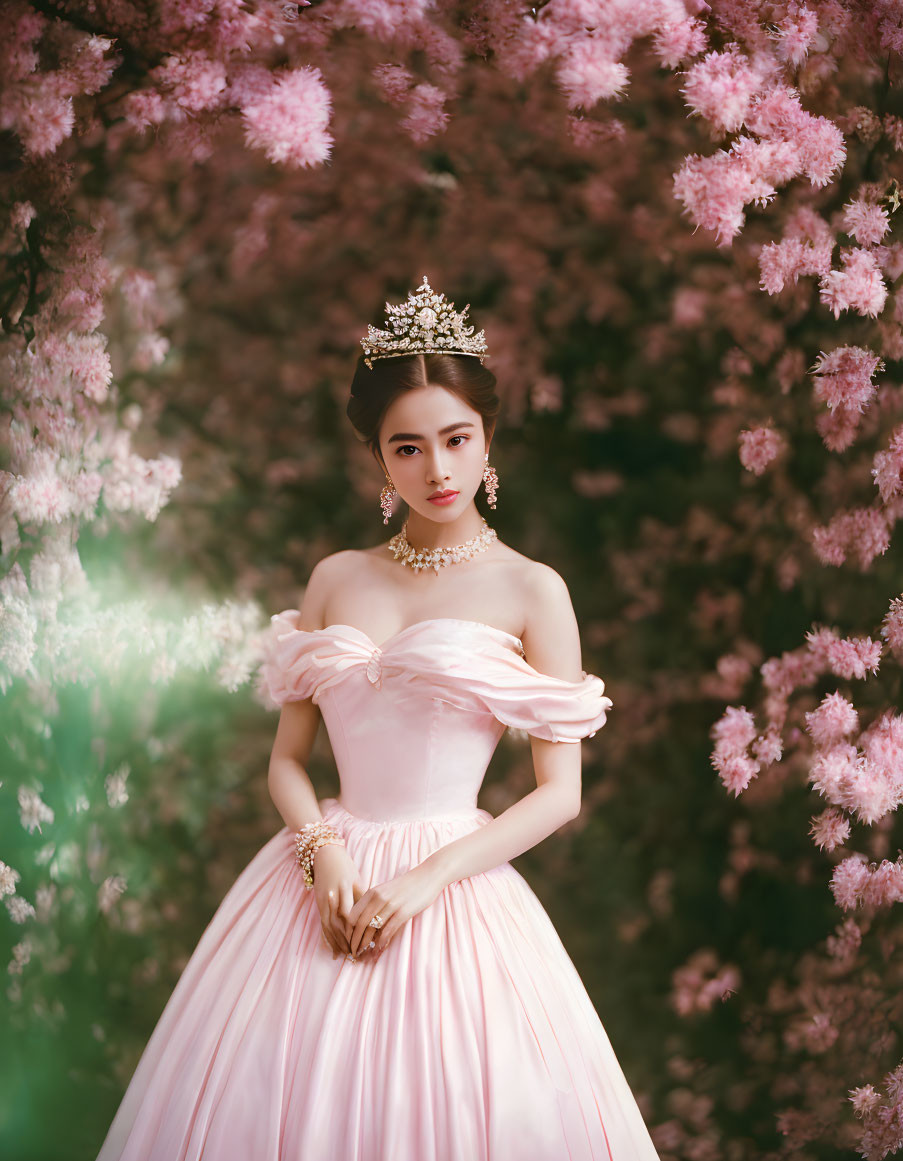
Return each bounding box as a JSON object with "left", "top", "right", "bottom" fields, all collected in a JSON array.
[{"left": 96, "top": 612, "right": 662, "bottom": 1161}]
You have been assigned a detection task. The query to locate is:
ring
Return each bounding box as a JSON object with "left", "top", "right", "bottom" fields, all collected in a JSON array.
[{"left": 369, "top": 914, "right": 384, "bottom": 929}]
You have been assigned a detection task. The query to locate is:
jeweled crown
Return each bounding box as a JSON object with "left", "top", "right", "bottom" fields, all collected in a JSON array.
[{"left": 360, "top": 274, "right": 488, "bottom": 370}]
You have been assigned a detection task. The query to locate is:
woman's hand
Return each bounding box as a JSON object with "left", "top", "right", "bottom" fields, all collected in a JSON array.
[
  {"left": 346, "top": 862, "right": 447, "bottom": 958},
  {"left": 311, "top": 843, "right": 367, "bottom": 959}
]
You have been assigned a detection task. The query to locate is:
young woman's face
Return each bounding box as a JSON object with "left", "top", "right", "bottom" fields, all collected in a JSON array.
[{"left": 377, "top": 385, "right": 489, "bottom": 523}]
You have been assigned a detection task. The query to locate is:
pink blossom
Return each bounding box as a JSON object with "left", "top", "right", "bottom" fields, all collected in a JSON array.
[
  {"left": 0, "top": 861, "right": 21, "bottom": 897},
  {"left": 810, "top": 508, "right": 891, "bottom": 570},
  {"left": 17, "top": 785, "right": 53, "bottom": 834},
  {"left": 5, "top": 895, "right": 35, "bottom": 924},
  {"left": 399, "top": 83, "right": 449, "bottom": 144},
  {"left": 768, "top": 2, "right": 820, "bottom": 66},
  {"left": 673, "top": 138, "right": 780, "bottom": 247},
  {"left": 880, "top": 596, "right": 903, "bottom": 659},
  {"left": 872, "top": 424, "right": 903, "bottom": 502},
  {"left": 0, "top": 76, "right": 76, "bottom": 158},
  {"left": 829, "top": 854, "right": 871, "bottom": 909},
  {"left": 10, "top": 200, "right": 36, "bottom": 231},
  {"left": 752, "top": 730, "right": 783, "bottom": 765},
  {"left": 759, "top": 204, "right": 835, "bottom": 293},
  {"left": 760, "top": 646, "right": 819, "bottom": 694},
  {"left": 884, "top": 113, "right": 903, "bottom": 150},
  {"left": 328, "top": 0, "right": 432, "bottom": 40},
  {"left": 843, "top": 198, "right": 891, "bottom": 247},
  {"left": 804, "top": 627, "right": 882, "bottom": 680},
  {"left": 744, "top": 84, "right": 845, "bottom": 186},
  {"left": 825, "top": 915, "right": 861, "bottom": 960},
  {"left": 860, "top": 711, "right": 903, "bottom": 783},
  {"left": 794, "top": 114, "right": 846, "bottom": 186},
  {"left": 810, "top": 345, "right": 884, "bottom": 413},
  {"left": 0, "top": 3, "right": 47, "bottom": 85},
  {"left": 679, "top": 43, "right": 767, "bottom": 134},
  {"left": 809, "top": 806, "right": 850, "bottom": 851},
  {"left": 152, "top": 51, "right": 228, "bottom": 114},
  {"left": 819, "top": 247, "right": 889, "bottom": 320},
  {"left": 861, "top": 857, "right": 903, "bottom": 907},
  {"left": 805, "top": 691, "right": 859, "bottom": 746},
  {"left": 121, "top": 89, "right": 167, "bottom": 131},
  {"left": 794, "top": 1011, "right": 839, "bottom": 1053},
  {"left": 713, "top": 752, "right": 760, "bottom": 796},
  {"left": 759, "top": 236, "right": 816, "bottom": 293},
  {"left": 241, "top": 67, "right": 333, "bottom": 169},
  {"left": 650, "top": 16, "right": 708, "bottom": 70},
  {"left": 815, "top": 403, "right": 864, "bottom": 452},
  {"left": 850, "top": 1084, "right": 882, "bottom": 1118},
  {"left": 745, "top": 83, "right": 811, "bottom": 140},
  {"left": 711, "top": 705, "right": 757, "bottom": 750},
  {"left": 738, "top": 425, "right": 785, "bottom": 474},
  {"left": 9, "top": 463, "right": 73, "bottom": 525},
  {"left": 372, "top": 63, "right": 415, "bottom": 106},
  {"left": 840, "top": 762, "right": 897, "bottom": 825},
  {"left": 131, "top": 333, "right": 171, "bottom": 372},
  {"left": 808, "top": 743, "right": 859, "bottom": 802},
  {"left": 671, "top": 948, "right": 741, "bottom": 1015},
  {"left": 556, "top": 40, "right": 630, "bottom": 109}
]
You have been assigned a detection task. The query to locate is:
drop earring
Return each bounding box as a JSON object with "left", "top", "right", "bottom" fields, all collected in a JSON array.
[
  {"left": 380, "top": 476, "right": 397, "bottom": 524},
  {"left": 483, "top": 453, "right": 498, "bottom": 509}
]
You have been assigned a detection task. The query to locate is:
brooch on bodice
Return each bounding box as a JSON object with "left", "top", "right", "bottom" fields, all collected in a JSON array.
[{"left": 365, "top": 648, "right": 383, "bottom": 688}]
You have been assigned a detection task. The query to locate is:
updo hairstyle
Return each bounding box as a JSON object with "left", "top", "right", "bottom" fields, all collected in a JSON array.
[{"left": 347, "top": 353, "right": 500, "bottom": 471}]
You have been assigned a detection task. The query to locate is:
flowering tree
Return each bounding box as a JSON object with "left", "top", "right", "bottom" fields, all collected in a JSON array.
[{"left": 2, "top": 1, "right": 903, "bottom": 1157}]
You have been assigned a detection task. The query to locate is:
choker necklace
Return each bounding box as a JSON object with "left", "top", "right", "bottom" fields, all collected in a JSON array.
[{"left": 388, "top": 518, "right": 498, "bottom": 573}]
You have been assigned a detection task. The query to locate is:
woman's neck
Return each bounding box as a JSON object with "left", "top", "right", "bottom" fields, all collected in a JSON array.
[{"left": 401, "top": 505, "right": 487, "bottom": 550}]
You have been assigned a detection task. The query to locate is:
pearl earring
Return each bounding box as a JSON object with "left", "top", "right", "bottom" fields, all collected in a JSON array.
[
  {"left": 483, "top": 453, "right": 498, "bottom": 509},
  {"left": 379, "top": 477, "right": 397, "bottom": 524}
]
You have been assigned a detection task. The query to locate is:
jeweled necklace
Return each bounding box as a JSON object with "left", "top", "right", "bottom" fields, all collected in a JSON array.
[{"left": 388, "top": 518, "right": 498, "bottom": 574}]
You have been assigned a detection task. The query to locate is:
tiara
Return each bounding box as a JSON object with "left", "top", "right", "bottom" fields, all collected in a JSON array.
[{"left": 360, "top": 274, "right": 488, "bottom": 370}]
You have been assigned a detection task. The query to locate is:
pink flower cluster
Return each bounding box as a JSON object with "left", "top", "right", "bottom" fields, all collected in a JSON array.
[
  {"left": 854, "top": 1062, "right": 903, "bottom": 1161},
  {"left": 811, "top": 507, "right": 892, "bottom": 569},
  {"left": 710, "top": 704, "right": 782, "bottom": 796},
  {"left": 671, "top": 948, "right": 741, "bottom": 1016},
  {"left": 738, "top": 424, "right": 786, "bottom": 474},
  {"left": 675, "top": 71, "right": 846, "bottom": 246},
  {"left": 831, "top": 853, "right": 903, "bottom": 910},
  {"left": 809, "top": 343, "right": 885, "bottom": 452}
]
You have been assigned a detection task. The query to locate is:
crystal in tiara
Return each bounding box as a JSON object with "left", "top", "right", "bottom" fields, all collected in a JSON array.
[{"left": 360, "top": 274, "right": 488, "bottom": 370}]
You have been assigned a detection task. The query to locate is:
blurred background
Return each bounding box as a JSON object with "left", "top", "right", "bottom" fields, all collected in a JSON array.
[{"left": 2, "top": 3, "right": 903, "bottom": 1158}]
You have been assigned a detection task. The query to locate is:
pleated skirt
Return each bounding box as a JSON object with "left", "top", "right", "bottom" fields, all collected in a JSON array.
[{"left": 95, "top": 798, "right": 661, "bottom": 1161}]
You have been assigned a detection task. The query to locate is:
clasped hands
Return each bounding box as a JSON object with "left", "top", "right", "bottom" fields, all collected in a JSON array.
[{"left": 312, "top": 843, "right": 446, "bottom": 961}]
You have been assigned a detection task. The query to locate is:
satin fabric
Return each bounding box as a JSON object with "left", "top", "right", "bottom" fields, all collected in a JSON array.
[{"left": 96, "top": 614, "right": 660, "bottom": 1161}]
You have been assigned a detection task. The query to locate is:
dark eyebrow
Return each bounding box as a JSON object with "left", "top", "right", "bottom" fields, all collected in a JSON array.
[{"left": 386, "top": 421, "right": 476, "bottom": 445}]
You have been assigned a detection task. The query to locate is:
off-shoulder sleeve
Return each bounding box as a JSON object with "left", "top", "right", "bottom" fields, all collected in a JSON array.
[
  {"left": 459, "top": 652, "right": 613, "bottom": 743},
  {"left": 259, "top": 610, "right": 372, "bottom": 707},
  {"left": 385, "top": 636, "right": 614, "bottom": 743}
]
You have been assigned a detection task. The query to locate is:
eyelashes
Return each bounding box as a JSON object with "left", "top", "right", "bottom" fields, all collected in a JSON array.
[{"left": 395, "top": 435, "right": 468, "bottom": 457}]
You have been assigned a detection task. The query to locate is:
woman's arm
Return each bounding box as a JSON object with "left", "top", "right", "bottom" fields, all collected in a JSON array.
[
  {"left": 266, "top": 560, "right": 333, "bottom": 831},
  {"left": 267, "top": 556, "right": 367, "bottom": 958},
  {"left": 419, "top": 562, "right": 586, "bottom": 891}
]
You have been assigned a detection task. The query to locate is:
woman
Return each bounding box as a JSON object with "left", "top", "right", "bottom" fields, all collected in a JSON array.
[{"left": 96, "top": 276, "right": 661, "bottom": 1160}]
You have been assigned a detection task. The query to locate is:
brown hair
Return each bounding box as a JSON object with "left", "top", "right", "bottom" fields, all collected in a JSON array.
[{"left": 347, "top": 353, "right": 500, "bottom": 471}]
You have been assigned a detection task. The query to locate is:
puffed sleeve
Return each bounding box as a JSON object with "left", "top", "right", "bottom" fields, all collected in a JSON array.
[
  {"left": 385, "top": 635, "right": 614, "bottom": 743},
  {"left": 259, "top": 610, "right": 373, "bottom": 707},
  {"left": 462, "top": 654, "right": 613, "bottom": 743}
]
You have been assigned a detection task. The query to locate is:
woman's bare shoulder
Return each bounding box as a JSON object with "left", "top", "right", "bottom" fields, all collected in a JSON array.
[
  {"left": 490, "top": 541, "right": 555, "bottom": 583},
  {"left": 297, "top": 550, "right": 365, "bottom": 607},
  {"left": 307, "top": 548, "right": 364, "bottom": 578}
]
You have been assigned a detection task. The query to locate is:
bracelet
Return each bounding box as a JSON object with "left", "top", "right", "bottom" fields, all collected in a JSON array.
[{"left": 293, "top": 821, "right": 346, "bottom": 888}]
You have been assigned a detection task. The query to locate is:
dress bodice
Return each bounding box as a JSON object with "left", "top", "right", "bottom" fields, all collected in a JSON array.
[{"left": 261, "top": 611, "right": 613, "bottom": 821}]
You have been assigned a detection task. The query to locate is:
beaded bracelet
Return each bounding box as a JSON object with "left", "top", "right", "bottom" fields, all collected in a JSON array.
[{"left": 294, "top": 821, "right": 346, "bottom": 888}]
